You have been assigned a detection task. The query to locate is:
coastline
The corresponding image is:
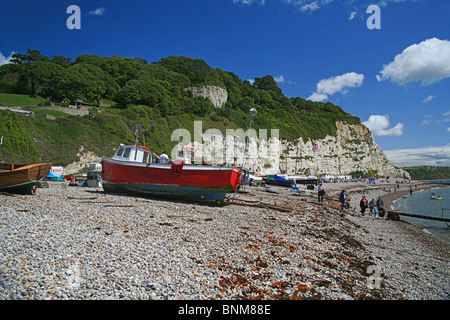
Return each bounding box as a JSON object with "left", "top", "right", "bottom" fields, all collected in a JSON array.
[
  {"left": 0, "top": 180, "right": 449, "bottom": 300},
  {"left": 322, "top": 180, "right": 450, "bottom": 299}
]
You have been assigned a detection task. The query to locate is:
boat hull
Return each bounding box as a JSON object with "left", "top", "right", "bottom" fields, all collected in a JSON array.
[
  {"left": 0, "top": 163, "right": 52, "bottom": 194},
  {"left": 101, "top": 158, "right": 241, "bottom": 204},
  {"left": 262, "top": 178, "right": 293, "bottom": 187}
]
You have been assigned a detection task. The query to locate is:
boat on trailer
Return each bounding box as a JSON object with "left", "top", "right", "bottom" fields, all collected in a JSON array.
[
  {"left": 101, "top": 144, "right": 242, "bottom": 205},
  {"left": 0, "top": 163, "right": 52, "bottom": 195}
]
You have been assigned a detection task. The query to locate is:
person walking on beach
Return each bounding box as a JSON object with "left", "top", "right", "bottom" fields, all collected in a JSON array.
[
  {"left": 339, "top": 190, "right": 345, "bottom": 210},
  {"left": 345, "top": 198, "right": 351, "bottom": 212},
  {"left": 373, "top": 205, "right": 379, "bottom": 219},
  {"left": 360, "top": 196, "right": 368, "bottom": 214},
  {"left": 409, "top": 185, "right": 413, "bottom": 195},
  {"left": 369, "top": 199, "right": 375, "bottom": 213},
  {"left": 318, "top": 183, "right": 325, "bottom": 203},
  {"left": 376, "top": 197, "right": 384, "bottom": 209}
]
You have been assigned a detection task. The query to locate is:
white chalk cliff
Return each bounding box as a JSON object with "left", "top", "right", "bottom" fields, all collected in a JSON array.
[
  {"left": 185, "top": 86, "right": 228, "bottom": 108},
  {"left": 198, "top": 121, "right": 410, "bottom": 179},
  {"left": 184, "top": 86, "right": 408, "bottom": 178}
]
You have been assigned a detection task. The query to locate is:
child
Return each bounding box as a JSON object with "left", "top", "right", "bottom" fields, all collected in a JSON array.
[{"left": 373, "top": 205, "right": 379, "bottom": 219}]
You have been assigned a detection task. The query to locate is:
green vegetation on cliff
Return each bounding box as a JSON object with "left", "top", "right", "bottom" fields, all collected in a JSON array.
[
  {"left": 402, "top": 166, "right": 450, "bottom": 181},
  {"left": 0, "top": 49, "right": 361, "bottom": 166}
]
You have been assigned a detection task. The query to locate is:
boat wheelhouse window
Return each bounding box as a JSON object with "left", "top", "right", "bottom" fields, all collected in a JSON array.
[
  {"left": 144, "top": 151, "right": 151, "bottom": 163},
  {"left": 116, "top": 147, "right": 124, "bottom": 157},
  {"left": 177, "top": 150, "right": 184, "bottom": 158},
  {"left": 123, "top": 147, "right": 131, "bottom": 158}
]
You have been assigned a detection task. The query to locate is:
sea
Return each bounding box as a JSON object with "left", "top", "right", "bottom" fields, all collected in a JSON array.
[{"left": 392, "top": 181, "right": 450, "bottom": 244}]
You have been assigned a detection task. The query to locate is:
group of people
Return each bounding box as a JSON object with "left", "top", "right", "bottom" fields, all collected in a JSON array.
[
  {"left": 337, "top": 189, "right": 386, "bottom": 218},
  {"left": 363, "top": 196, "right": 386, "bottom": 218}
]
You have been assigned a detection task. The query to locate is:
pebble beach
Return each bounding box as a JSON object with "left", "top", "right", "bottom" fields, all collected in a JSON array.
[{"left": 0, "top": 180, "right": 449, "bottom": 300}]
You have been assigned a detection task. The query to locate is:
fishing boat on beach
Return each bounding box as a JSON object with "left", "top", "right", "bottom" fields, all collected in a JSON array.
[
  {"left": 101, "top": 144, "right": 242, "bottom": 205},
  {"left": 262, "top": 174, "right": 296, "bottom": 188},
  {"left": 0, "top": 163, "right": 52, "bottom": 194}
]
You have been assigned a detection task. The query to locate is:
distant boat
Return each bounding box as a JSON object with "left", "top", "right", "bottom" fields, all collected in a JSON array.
[
  {"left": 0, "top": 163, "right": 52, "bottom": 194},
  {"left": 262, "top": 174, "right": 297, "bottom": 188},
  {"left": 101, "top": 144, "right": 242, "bottom": 205},
  {"left": 430, "top": 192, "right": 442, "bottom": 200},
  {"left": 286, "top": 175, "right": 318, "bottom": 189}
]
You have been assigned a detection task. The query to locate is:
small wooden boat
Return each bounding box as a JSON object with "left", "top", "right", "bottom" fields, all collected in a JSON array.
[{"left": 0, "top": 163, "right": 52, "bottom": 194}]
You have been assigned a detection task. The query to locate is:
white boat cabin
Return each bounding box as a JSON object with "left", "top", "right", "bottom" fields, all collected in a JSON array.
[
  {"left": 112, "top": 144, "right": 195, "bottom": 164},
  {"left": 113, "top": 144, "right": 152, "bottom": 163},
  {"left": 174, "top": 145, "right": 194, "bottom": 164}
]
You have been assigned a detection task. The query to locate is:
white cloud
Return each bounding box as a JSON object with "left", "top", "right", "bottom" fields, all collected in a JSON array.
[
  {"left": 308, "top": 72, "right": 364, "bottom": 101},
  {"left": 363, "top": 115, "right": 404, "bottom": 136},
  {"left": 308, "top": 92, "right": 328, "bottom": 102},
  {"left": 447, "top": 127, "right": 450, "bottom": 133},
  {"left": 0, "top": 52, "right": 15, "bottom": 66},
  {"left": 234, "top": 0, "right": 337, "bottom": 12},
  {"left": 422, "top": 95, "right": 435, "bottom": 103},
  {"left": 274, "top": 74, "right": 295, "bottom": 84},
  {"left": 300, "top": 1, "right": 320, "bottom": 13},
  {"left": 377, "top": 38, "right": 450, "bottom": 86},
  {"left": 274, "top": 75, "right": 285, "bottom": 83},
  {"left": 384, "top": 144, "right": 450, "bottom": 167},
  {"left": 233, "top": 0, "right": 266, "bottom": 4},
  {"left": 443, "top": 111, "right": 450, "bottom": 116},
  {"left": 420, "top": 119, "right": 432, "bottom": 126},
  {"left": 234, "top": 0, "right": 417, "bottom": 14},
  {"left": 89, "top": 7, "right": 105, "bottom": 16}
]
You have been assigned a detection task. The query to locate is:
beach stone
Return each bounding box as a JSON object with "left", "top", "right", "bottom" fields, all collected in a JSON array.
[{"left": 0, "top": 181, "right": 448, "bottom": 300}]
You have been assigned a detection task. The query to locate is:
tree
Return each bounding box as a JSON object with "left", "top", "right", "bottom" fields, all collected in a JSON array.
[
  {"left": 253, "top": 75, "right": 283, "bottom": 98},
  {"left": 157, "top": 56, "right": 225, "bottom": 88},
  {"left": 10, "top": 49, "right": 50, "bottom": 98},
  {"left": 10, "top": 49, "right": 49, "bottom": 65},
  {"left": 100, "top": 56, "right": 147, "bottom": 87},
  {"left": 50, "top": 55, "right": 72, "bottom": 67},
  {"left": 65, "top": 64, "right": 108, "bottom": 105},
  {"left": 33, "top": 61, "right": 68, "bottom": 100}
]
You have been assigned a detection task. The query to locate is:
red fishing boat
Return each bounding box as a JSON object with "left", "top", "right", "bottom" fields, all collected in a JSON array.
[{"left": 101, "top": 144, "right": 242, "bottom": 205}]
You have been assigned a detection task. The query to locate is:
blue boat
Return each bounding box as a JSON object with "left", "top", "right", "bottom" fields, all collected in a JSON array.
[{"left": 262, "top": 174, "right": 296, "bottom": 187}]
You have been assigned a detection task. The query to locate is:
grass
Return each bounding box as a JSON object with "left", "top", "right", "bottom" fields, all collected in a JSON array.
[
  {"left": 101, "top": 99, "right": 117, "bottom": 106},
  {"left": 0, "top": 93, "right": 41, "bottom": 106},
  {"left": 33, "top": 109, "right": 68, "bottom": 118},
  {"left": 402, "top": 166, "right": 450, "bottom": 180}
]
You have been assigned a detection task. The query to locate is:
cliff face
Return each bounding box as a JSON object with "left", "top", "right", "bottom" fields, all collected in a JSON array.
[
  {"left": 185, "top": 86, "right": 228, "bottom": 108},
  {"left": 199, "top": 121, "right": 410, "bottom": 179}
]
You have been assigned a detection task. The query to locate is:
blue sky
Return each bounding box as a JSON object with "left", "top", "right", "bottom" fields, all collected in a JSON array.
[{"left": 1, "top": 0, "right": 450, "bottom": 167}]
